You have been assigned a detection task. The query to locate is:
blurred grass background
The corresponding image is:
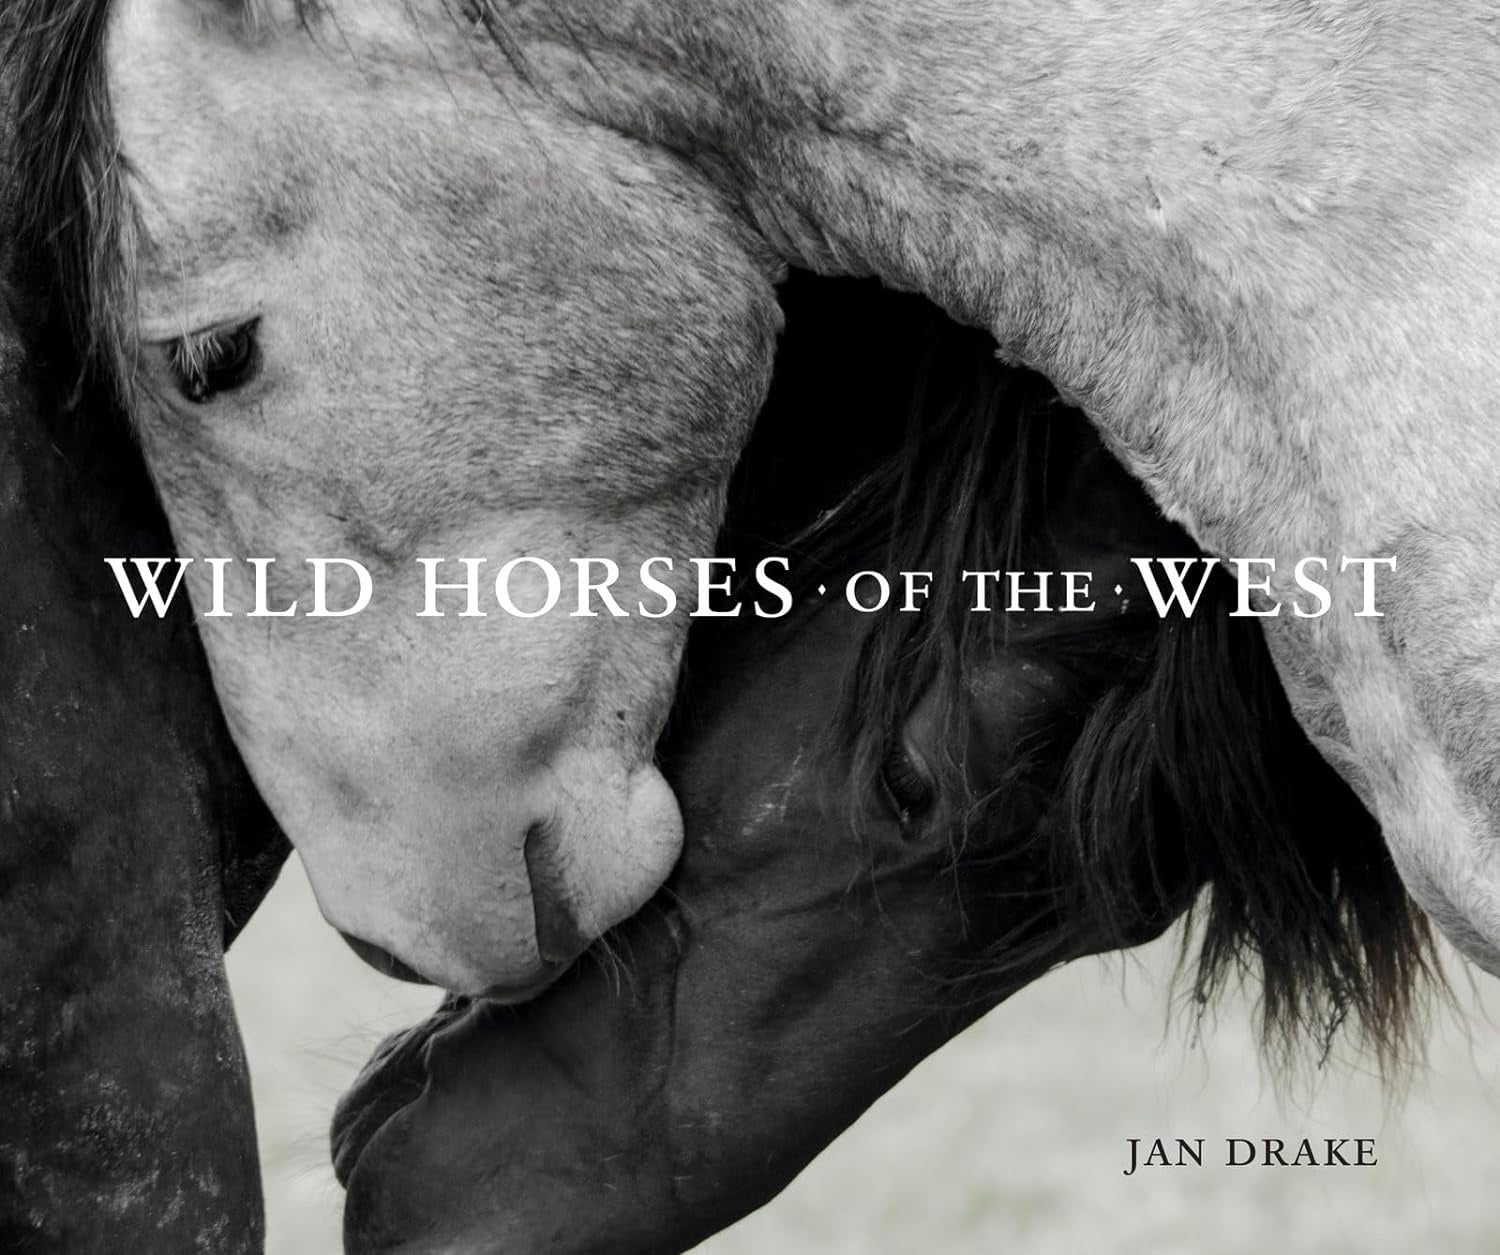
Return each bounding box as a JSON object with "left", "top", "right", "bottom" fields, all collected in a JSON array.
[{"left": 227, "top": 855, "right": 1500, "bottom": 1254}]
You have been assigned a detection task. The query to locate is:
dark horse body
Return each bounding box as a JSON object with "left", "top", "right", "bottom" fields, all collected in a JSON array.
[
  {"left": 0, "top": 161, "right": 286, "bottom": 1247},
  {"left": 334, "top": 277, "right": 1435, "bottom": 1253}
]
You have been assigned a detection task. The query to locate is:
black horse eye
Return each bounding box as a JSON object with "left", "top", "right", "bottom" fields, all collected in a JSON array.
[
  {"left": 879, "top": 739, "right": 935, "bottom": 832},
  {"left": 167, "top": 318, "right": 261, "bottom": 403}
]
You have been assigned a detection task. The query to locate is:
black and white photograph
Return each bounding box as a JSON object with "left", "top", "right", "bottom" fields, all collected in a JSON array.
[{"left": 3, "top": 2, "right": 1499, "bottom": 1251}]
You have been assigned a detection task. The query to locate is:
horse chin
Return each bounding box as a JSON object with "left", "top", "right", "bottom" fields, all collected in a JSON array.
[
  {"left": 477, "top": 966, "right": 575, "bottom": 1004},
  {"left": 329, "top": 977, "right": 599, "bottom": 1194},
  {"left": 331, "top": 1009, "right": 452, "bottom": 1189},
  {"left": 333, "top": 921, "right": 693, "bottom": 1255}
]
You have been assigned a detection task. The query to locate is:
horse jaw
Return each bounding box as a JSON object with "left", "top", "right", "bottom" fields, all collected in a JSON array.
[{"left": 508, "top": 0, "right": 1500, "bottom": 972}]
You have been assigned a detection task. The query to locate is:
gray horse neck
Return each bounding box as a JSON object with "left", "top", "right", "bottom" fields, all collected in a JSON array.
[
  {"left": 522, "top": 0, "right": 1488, "bottom": 537},
  {"left": 513, "top": 0, "right": 1500, "bottom": 977}
]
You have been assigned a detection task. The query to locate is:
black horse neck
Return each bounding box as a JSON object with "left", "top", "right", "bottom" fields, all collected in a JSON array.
[{"left": 0, "top": 288, "right": 283, "bottom": 1249}]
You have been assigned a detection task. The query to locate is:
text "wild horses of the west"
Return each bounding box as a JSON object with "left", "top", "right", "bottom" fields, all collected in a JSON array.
[{"left": 100, "top": 554, "right": 1398, "bottom": 622}]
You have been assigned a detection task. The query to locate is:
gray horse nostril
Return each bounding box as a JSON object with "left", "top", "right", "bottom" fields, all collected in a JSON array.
[{"left": 523, "top": 819, "right": 592, "bottom": 964}]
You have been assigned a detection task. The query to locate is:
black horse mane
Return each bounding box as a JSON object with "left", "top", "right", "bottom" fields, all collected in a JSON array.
[{"left": 725, "top": 273, "right": 1439, "bottom": 1074}]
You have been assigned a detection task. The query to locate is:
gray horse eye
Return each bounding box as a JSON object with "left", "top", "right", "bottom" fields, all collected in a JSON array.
[{"left": 166, "top": 318, "right": 261, "bottom": 404}]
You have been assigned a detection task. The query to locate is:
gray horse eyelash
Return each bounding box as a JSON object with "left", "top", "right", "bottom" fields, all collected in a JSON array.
[{"left": 166, "top": 319, "right": 261, "bottom": 404}]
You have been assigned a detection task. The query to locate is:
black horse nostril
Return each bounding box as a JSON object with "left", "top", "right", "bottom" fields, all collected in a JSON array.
[
  {"left": 339, "top": 932, "right": 433, "bottom": 985},
  {"left": 523, "top": 819, "right": 592, "bottom": 964}
]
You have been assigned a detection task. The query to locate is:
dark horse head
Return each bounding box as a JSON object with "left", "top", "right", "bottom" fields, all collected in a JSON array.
[{"left": 333, "top": 276, "right": 1439, "bottom": 1254}]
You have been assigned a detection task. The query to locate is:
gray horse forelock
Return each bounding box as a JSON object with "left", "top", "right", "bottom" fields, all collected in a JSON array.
[
  {"left": 3, "top": 0, "right": 144, "bottom": 409},
  {"left": 3, "top": 0, "right": 475, "bottom": 411}
]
